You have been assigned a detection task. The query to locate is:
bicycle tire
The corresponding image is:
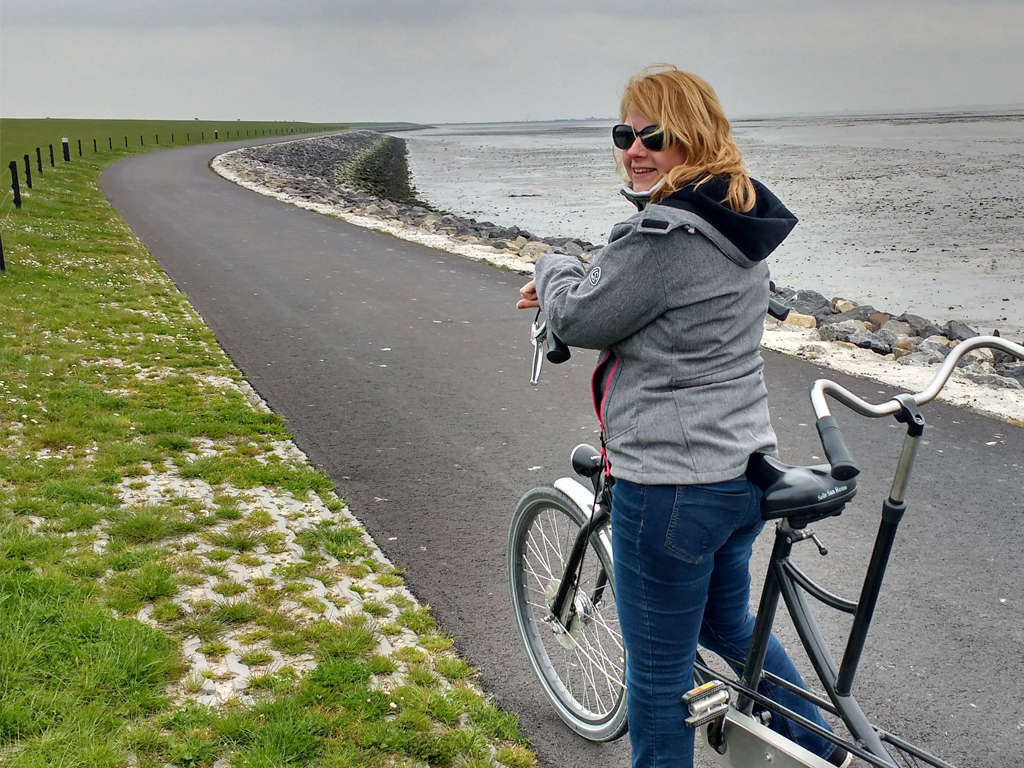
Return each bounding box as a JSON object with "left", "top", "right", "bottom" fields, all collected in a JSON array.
[{"left": 508, "top": 485, "right": 628, "bottom": 742}]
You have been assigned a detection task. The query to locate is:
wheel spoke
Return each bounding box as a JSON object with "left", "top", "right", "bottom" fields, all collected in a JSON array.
[{"left": 510, "top": 493, "right": 626, "bottom": 739}]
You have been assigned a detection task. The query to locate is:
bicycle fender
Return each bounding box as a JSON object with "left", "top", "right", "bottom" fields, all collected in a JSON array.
[{"left": 553, "top": 477, "right": 597, "bottom": 517}]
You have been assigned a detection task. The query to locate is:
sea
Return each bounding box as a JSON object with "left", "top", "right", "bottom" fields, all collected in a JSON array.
[{"left": 389, "top": 111, "right": 1024, "bottom": 337}]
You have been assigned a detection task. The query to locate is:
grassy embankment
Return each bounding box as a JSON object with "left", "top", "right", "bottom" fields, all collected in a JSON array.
[
  {"left": 0, "top": 120, "right": 534, "bottom": 767},
  {"left": 336, "top": 135, "right": 426, "bottom": 206}
]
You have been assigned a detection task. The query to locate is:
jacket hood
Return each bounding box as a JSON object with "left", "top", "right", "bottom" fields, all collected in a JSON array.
[{"left": 622, "top": 176, "right": 797, "bottom": 264}]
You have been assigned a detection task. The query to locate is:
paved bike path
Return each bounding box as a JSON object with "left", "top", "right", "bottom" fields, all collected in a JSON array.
[{"left": 102, "top": 138, "right": 1023, "bottom": 768}]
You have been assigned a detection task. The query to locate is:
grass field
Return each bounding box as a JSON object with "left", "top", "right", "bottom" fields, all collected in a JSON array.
[
  {"left": 1, "top": 119, "right": 342, "bottom": 172},
  {"left": 0, "top": 124, "right": 534, "bottom": 767}
]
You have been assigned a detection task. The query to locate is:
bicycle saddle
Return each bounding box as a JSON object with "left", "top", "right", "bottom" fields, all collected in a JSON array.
[{"left": 746, "top": 453, "right": 858, "bottom": 526}]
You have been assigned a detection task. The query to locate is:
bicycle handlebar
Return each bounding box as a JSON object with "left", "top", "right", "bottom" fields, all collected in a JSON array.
[
  {"left": 810, "top": 335, "right": 1024, "bottom": 480},
  {"left": 810, "top": 335, "right": 1024, "bottom": 419}
]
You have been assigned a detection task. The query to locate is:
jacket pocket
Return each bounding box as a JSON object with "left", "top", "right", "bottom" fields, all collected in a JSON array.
[
  {"left": 664, "top": 483, "right": 751, "bottom": 564},
  {"left": 599, "top": 359, "right": 635, "bottom": 441}
]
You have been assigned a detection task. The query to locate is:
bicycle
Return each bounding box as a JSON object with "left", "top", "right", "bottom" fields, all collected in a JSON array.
[{"left": 507, "top": 310, "right": 1024, "bottom": 767}]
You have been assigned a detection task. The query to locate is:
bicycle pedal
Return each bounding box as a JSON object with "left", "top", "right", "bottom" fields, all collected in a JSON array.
[{"left": 682, "top": 680, "right": 730, "bottom": 727}]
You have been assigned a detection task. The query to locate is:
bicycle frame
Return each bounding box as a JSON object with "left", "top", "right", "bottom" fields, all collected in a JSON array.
[
  {"left": 549, "top": 407, "right": 954, "bottom": 768},
  {"left": 531, "top": 333, "right": 1024, "bottom": 768}
]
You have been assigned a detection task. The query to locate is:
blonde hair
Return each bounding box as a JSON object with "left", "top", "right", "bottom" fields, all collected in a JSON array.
[{"left": 619, "top": 65, "right": 755, "bottom": 212}]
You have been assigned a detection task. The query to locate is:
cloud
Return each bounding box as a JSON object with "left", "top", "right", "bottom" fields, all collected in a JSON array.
[
  {"left": 2, "top": 2, "right": 1021, "bottom": 121},
  {"left": 4, "top": 0, "right": 999, "bottom": 29}
]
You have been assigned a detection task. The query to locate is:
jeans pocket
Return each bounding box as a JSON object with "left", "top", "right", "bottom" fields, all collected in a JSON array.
[{"left": 664, "top": 483, "right": 750, "bottom": 564}]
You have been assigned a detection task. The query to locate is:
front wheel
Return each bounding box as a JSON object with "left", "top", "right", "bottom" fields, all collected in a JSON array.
[{"left": 508, "top": 485, "right": 627, "bottom": 742}]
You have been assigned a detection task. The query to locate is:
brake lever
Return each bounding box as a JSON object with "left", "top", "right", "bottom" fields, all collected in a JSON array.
[{"left": 530, "top": 310, "right": 547, "bottom": 386}]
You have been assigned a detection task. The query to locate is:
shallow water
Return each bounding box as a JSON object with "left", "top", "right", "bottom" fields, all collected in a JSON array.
[{"left": 391, "top": 112, "right": 1024, "bottom": 337}]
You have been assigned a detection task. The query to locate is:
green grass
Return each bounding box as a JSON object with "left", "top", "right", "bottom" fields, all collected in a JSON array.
[
  {"left": 336, "top": 134, "right": 425, "bottom": 205},
  {"left": 0, "top": 114, "right": 534, "bottom": 768},
  {"left": 1, "top": 118, "right": 340, "bottom": 171},
  {"left": 0, "top": 567, "right": 178, "bottom": 758}
]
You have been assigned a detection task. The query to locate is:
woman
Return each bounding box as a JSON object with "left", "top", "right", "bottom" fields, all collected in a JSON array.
[{"left": 517, "top": 66, "right": 850, "bottom": 768}]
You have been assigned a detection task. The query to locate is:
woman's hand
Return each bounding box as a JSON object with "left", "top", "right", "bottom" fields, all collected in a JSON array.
[{"left": 517, "top": 279, "right": 540, "bottom": 309}]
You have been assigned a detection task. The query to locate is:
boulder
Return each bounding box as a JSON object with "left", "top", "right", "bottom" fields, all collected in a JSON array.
[
  {"left": 898, "top": 350, "right": 946, "bottom": 367},
  {"left": 875, "top": 328, "right": 903, "bottom": 349},
  {"left": 797, "top": 343, "right": 828, "bottom": 358},
  {"left": 995, "top": 362, "right": 1024, "bottom": 383},
  {"left": 833, "top": 299, "right": 856, "bottom": 313},
  {"left": 847, "top": 330, "right": 892, "bottom": 355},
  {"left": 868, "top": 312, "right": 892, "bottom": 329},
  {"left": 563, "top": 241, "right": 585, "bottom": 257},
  {"left": 965, "top": 361, "right": 998, "bottom": 376},
  {"left": 819, "top": 319, "right": 867, "bottom": 342},
  {"left": 772, "top": 285, "right": 796, "bottom": 300},
  {"left": 785, "top": 289, "right": 831, "bottom": 316},
  {"left": 957, "top": 348, "right": 996, "bottom": 368},
  {"left": 519, "top": 242, "right": 551, "bottom": 262},
  {"left": 963, "top": 373, "right": 1023, "bottom": 390},
  {"left": 892, "top": 344, "right": 915, "bottom": 361},
  {"left": 944, "top": 320, "right": 979, "bottom": 342},
  {"left": 879, "top": 319, "right": 913, "bottom": 338},
  {"left": 896, "top": 313, "right": 943, "bottom": 338},
  {"left": 782, "top": 312, "right": 817, "bottom": 329},
  {"left": 513, "top": 235, "right": 529, "bottom": 250},
  {"left": 917, "top": 339, "right": 952, "bottom": 358},
  {"left": 817, "top": 305, "right": 878, "bottom": 327},
  {"left": 490, "top": 239, "right": 511, "bottom": 250}
]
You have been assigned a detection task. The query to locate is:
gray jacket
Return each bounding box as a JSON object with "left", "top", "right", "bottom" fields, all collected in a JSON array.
[{"left": 535, "top": 180, "right": 795, "bottom": 485}]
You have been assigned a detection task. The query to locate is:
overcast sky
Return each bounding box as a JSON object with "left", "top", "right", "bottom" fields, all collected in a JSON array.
[{"left": 2, "top": 1, "right": 1022, "bottom": 123}]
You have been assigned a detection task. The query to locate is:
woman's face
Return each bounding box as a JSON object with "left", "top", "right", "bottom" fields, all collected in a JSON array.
[{"left": 622, "top": 103, "right": 686, "bottom": 193}]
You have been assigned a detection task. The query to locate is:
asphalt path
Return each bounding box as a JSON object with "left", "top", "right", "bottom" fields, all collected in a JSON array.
[{"left": 101, "top": 136, "right": 1024, "bottom": 768}]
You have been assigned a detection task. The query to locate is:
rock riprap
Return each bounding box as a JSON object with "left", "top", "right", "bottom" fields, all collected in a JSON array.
[
  {"left": 220, "top": 131, "right": 601, "bottom": 264},
  {"left": 771, "top": 286, "right": 1023, "bottom": 390}
]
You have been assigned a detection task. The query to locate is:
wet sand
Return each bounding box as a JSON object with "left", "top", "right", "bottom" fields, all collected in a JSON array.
[{"left": 395, "top": 111, "right": 1024, "bottom": 337}]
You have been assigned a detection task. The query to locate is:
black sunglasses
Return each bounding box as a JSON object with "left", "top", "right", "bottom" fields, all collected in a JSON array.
[{"left": 612, "top": 123, "right": 665, "bottom": 152}]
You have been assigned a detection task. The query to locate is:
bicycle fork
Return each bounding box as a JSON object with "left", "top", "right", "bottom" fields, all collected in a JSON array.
[{"left": 547, "top": 502, "right": 612, "bottom": 629}]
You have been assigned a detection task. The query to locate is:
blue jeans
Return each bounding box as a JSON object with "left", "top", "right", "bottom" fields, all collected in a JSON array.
[{"left": 611, "top": 477, "right": 837, "bottom": 767}]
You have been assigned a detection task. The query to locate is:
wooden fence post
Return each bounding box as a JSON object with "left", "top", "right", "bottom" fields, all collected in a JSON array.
[
  {"left": 93, "top": 138, "right": 97, "bottom": 152},
  {"left": 23, "top": 155, "right": 32, "bottom": 189},
  {"left": 109, "top": 137, "right": 113, "bottom": 149},
  {"left": 62, "top": 138, "right": 70, "bottom": 162},
  {"left": 36, "top": 147, "right": 42, "bottom": 174},
  {"left": 78, "top": 139, "right": 82, "bottom": 156},
  {"left": 49, "top": 145, "right": 55, "bottom": 166},
  {"left": 9, "top": 162, "right": 21, "bottom": 209}
]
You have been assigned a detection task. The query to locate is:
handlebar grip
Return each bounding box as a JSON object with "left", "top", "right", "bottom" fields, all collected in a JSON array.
[
  {"left": 547, "top": 333, "right": 571, "bottom": 364},
  {"left": 816, "top": 416, "right": 860, "bottom": 480},
  {"left": 767, "top": 297, "right": 790, "bottom": 321}
]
